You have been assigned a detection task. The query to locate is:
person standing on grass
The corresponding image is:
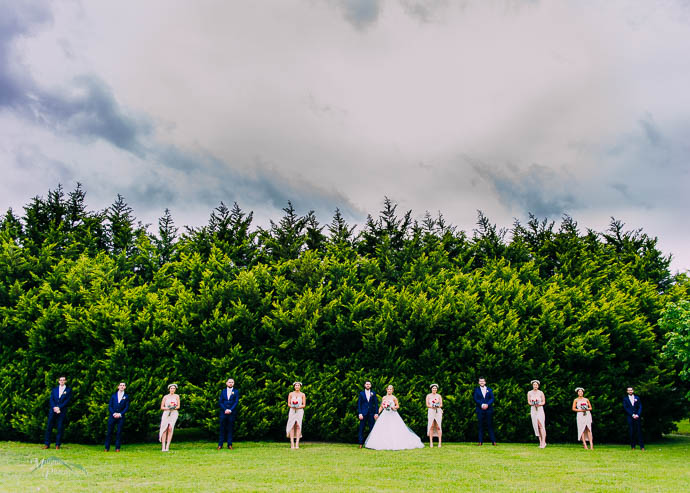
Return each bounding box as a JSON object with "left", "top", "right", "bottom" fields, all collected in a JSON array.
[
  {"left": 286, "top": 381, "right": 306, "bottom": 449},
  {"left": 623, "top": 386, "right": 644, "bottom": 451},
  {"left": 527, "top": 380, "right": 546, "bottom": 448},
  {"left": 473, "top": 377, "right": 496, "bottom": 446},
  {"left": 159, "top": 383, "right": 180, "bottom": 452},
  {"left": 426, "top": 384, "right": 443, "bottom": 448},
  {"left": 43, "top": 376, "right": 71, "bottom": 450},
  {"left": 573, "top": 387, "right": 593, "bottom": 450},
  {"left": 104, "top": 382, "right": 129, "bottom": 452},
  {"left": 357, "top": 380, "right": 379, "bottom": 448},
  {"left": 218, "top": 378, "right": 240, "bottom": 450}
]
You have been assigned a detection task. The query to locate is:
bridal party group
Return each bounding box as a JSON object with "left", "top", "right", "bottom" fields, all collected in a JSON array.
[{"left": 41, "top": 376, "right": 645, "bottom": 452}]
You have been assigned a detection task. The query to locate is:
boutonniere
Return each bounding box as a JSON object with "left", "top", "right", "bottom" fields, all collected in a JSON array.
[{"left": 122, "top": 396, "right": 126, "bottom": 399}]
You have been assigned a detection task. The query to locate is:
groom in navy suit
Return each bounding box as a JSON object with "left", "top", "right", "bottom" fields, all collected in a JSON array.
[
  {"left": 43, "top": 376, "right": 71, "bottom": 449},
  {"left": 218, "top": 378, "right": 240, "bottom": 449},
  {"left": 473, "top": 377, "right": 496, "bottom": 445},
  {"left": 623, "top": 386, "right": 644, "bottom": 450},
  {"left": 104, "top": 382, "right": 130, "bottom": 452},
  {"left": 357, "top": 381, "right": 379, "bottom": 448}
]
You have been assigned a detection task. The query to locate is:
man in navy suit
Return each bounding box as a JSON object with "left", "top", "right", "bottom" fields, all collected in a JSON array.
[
  {"left": 357, "top": 381, "right": 379, "bottom": 448},
  {"left": 218, "top": 378, "right": 240, "bottom": 449},
  {"left": 623, "top": 386, "right": 644, "bottom": 450},
  {"left": 473, "top": 377, "right": 496, "bottom": 446},
  {"left": 43, "top": 376, "right": 71, "bottom": 449},
  {"left": 104, "top": 382, "right": 130, "bottom": 452}
]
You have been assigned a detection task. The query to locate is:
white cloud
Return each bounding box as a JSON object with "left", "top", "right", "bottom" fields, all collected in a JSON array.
[{"left": 1, "top": 0, "right": 688, "bottom": 271}]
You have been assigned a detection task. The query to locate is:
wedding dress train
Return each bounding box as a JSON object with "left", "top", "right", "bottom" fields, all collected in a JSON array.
[{"left": 364, "top": 408, "right": 424, "bottom": 450}]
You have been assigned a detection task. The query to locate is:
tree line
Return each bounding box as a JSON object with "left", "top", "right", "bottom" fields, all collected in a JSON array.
[{"left": 0, "top": 184, "right": 688, "bottom": 443}]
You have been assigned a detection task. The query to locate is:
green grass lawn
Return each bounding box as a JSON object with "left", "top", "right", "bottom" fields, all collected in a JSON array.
[{"left": 1, "top": 437, "right": 688, "bottom": 492}]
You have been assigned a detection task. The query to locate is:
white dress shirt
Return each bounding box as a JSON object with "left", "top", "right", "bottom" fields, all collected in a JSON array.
[
  {"left": 227, "top": 388, "right": 233, "bottom": 399},
  {"left": 629, "top": 395, "right": 635, "bottom": 406},
  {"left": 365, "top": 389, "right": 371, "bottom": 401},
  {"left": 58, "top": 385, "right": 65, "bottom": 398},
  {"left": 480, "top": 386, "right": 487, "bottom": 398},
  {"left": 118, "top": 391, "right": 124, "bottom": 403}
]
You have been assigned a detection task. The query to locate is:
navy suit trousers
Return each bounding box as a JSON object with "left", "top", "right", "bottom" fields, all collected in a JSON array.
[
  {"left": 219, "top": 413, "right": 236, "bottom": 447},
  {"left": 44, "top": 411, "right": 66, "bottom": 446},
  {"left": 105, "top": 416, "right": 124, "bottom": 450},
  {"left": 627, "top": 417, "right": 644, "bottom": 449},
  {"left": 477, "top": 409, "right": 495, "bottom": 444},
  {"left": 358, "top": 413, "right": 376, "bottom": 445}
]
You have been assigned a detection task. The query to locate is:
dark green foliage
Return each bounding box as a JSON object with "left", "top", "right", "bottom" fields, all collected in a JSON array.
[{"left": 0, "top": 184, "right": 687, "bottom": 444}]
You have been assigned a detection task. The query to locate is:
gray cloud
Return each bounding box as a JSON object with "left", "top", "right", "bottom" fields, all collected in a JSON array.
[
  {"left": 151, "top": 147, "right": 363, "bottom": 220},
  {"left": 336, "top": 0, "right": 382, "bottom": 30},
  {"left": 0, "top": 1, "right": 51, "bottom": 107},
  {"left": 0, "top": 2, "right": 151, "bottom": 155},
  {"left": 13, "top": 144, "right": 75, "bottom": 184},
  {"left": 0, "top": 0, "right": 362, "bottom": 225},
  {"left": 35, "top": 76, "right": 153, "bottom": 156},
  {"left": 1, "top": 0, "right": 690, "bottom": 271},
  {"left": 470, "top": 158, "right": 580, "bottom": 218},
  {"left": 399, "top": 0, "right": 449, "bottom": 23},
  {"left": 638, "top": 113, "right": 662, "bottom": 147}
]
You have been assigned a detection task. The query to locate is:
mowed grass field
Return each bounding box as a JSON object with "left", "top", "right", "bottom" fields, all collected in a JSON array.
[{"left": 1, "top": 436, "right": 689, "bottom": 492}]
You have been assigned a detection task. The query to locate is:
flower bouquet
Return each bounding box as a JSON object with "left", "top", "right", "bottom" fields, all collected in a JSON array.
[
  {"left": 431, "top": 398, "right": 441, "bottom": 409},
  {"left": 531, "top": 399, "right": 540, "bottom": 406},
  {"left": 167, "top": 402, "right": 177, "bottom": 417},
  {"left": 382, "top": 400, "right": 394, "bottom": 412},
  {"left": 291, "top": 399, "right": 300, "bottom": 409},
  {"left": 579, "top": 402, "right": 588, "bottom": 416}
]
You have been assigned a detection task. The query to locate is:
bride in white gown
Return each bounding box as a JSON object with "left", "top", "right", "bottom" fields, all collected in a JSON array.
[{"left": 364, "top": 385, "right": 424, "bottom": 450}]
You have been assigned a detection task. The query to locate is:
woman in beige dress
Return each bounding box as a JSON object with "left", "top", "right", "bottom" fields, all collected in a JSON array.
[
  {"left": 527, "top": 380, "right": 546, "bottom": 448},
  {"left": 426, "top": 384, "right": 443, "bottom": 448},
  {"left": 572, "top": 387, "right": 593, "bottom": 450},
  {"left": 159, "top": 383, "right": 180, "bottom": 452},
  {"left": 286, "top": 382, "right": 306, "bottom": 449}
]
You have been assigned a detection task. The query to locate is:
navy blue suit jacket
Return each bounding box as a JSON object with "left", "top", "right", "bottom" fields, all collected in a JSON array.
[
  {"left": 219, "top": 388, "right": 240, "bottom": 417},
  {"left": 108, "top": 392, "right": 130, "bottom": 417},
  {"left": 473, "top": 386, "right": 495, "bottom": 412},
  {"left": 49, "top": 387, "right": 72, "bottom": 414},
  {"left": 357, "top": 390, "right": 379, "bottom": 416},
  {"left": 623, "top": 395, "right": 642, "bottom": 419}
]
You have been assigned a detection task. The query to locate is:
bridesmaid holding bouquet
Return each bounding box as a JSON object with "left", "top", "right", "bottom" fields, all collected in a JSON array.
[
  {"left": 159, "top": 383, "right": 180, "bottom": 452},
  {"left": 527, "top": 380, "right": 546, "bottom": 448},
  {"left": 426, "top": 384, "right": 443, "bottom": 448},
  {"left": 286, "top": 382, "right": 306, "bottom": 449},
  {"left": 572, "top": 387, "right": 593, "bottom": 450}
]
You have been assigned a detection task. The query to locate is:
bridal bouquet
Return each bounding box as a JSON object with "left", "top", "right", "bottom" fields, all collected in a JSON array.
[
  {"left": 382, "top": 401, "right": 394, "bottom": 411},
  {"left": 531, "top": 399, "right": 540, "bottom": 406},
  {"left": 579, "top": 402, "right": 588, "bottom": 415},
  {"left": 291, "top": 399, "right": 300, "bottom": 408},
  {"left": 431, "top": 398, "right": 441, "bottom": 408},
  {"left": 167, "top": 402, "right": 177, "bottom": 417}
]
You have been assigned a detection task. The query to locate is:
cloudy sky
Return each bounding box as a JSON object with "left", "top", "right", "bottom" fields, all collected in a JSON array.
[{"left": 1, "top": 0, "right": 688, "bottom": 272}]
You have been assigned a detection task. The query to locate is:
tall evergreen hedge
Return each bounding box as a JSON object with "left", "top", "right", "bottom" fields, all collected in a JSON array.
[{"left": 0, "top": 186, "right": 688, "bottom": 443}]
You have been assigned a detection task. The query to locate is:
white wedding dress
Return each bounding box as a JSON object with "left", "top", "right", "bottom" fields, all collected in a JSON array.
[{"left": 364, "top": 399, "right": 424, "bottom": 450}]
